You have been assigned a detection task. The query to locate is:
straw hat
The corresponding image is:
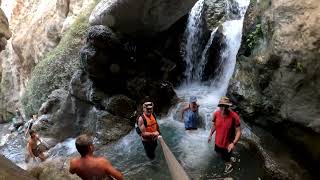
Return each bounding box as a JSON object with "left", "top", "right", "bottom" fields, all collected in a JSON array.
[{"left": 218, "top": 96, "right": 232, "bottom": 106}]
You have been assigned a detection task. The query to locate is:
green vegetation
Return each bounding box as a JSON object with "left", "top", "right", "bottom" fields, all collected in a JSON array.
[
  {"left": 245, "top": 24, "right": 263, "bottom": 54},
  {"left": 21, "top": 5, "right": 95, "bottom": 116}
]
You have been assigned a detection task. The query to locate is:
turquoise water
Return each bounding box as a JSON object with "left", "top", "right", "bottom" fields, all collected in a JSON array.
[{"left": 97, "top": 119, "right": 267, "bottom": 180}]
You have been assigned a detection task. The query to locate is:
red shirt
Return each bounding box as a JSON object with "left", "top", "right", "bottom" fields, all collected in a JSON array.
[{"left": 213, "top": 109, "right": 240, "bottom": 149}]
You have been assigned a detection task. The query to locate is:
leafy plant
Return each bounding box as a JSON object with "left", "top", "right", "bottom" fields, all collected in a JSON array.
[{"left": 245, "top": 24, "right": 263, "bottom": 54}]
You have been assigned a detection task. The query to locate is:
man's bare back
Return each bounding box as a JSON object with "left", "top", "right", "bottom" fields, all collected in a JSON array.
[{"left": 70, "top": 156, "right": 122, "bottom": 180}]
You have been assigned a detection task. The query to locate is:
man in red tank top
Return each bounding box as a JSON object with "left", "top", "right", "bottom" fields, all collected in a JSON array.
[
  {"left": 138, "top": 101, "right": 160, "bottom": 159},
  {"left": 208, "top": 97, "right": 241, "bottom": 173}
]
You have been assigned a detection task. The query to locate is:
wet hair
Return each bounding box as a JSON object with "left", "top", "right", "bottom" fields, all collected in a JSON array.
[
  {"left": 75, "top": 134, "right": 93, "bottom": 157},
  {"left": 29, "top": 130, "right": 36, "bottom": 136}
]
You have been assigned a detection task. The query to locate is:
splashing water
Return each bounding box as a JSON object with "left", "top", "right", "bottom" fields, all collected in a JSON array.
[{"left": 0, "top": 0, "right": 266, "bottom": 179}]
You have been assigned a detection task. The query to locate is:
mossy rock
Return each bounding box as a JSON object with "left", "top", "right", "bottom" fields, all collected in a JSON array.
[{"left": 21, "top": 4, "right": 97, "bottom": 117}]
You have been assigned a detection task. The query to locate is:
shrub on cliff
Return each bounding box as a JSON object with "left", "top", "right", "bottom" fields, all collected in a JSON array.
[{"left": 21, "top": 7, "right": 94, "bottom": 116}]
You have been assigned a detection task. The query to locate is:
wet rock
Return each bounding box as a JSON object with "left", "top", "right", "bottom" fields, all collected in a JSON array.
[
  {"left": 33, "top": 70, "right": 135, "bottom": 142},
  {"left": 0, "top": 155, "right": 36, "bottom": 180},
  {"left": 89, "top": 0, "right": 198, "bottom": 37},
  {"left": 80, "top": 25, "right": 124, "bottom": 83},
  {"left": 241, "top": 124, "right": 312, "bottom": 180},
  {"left": 80, "top": 25, "right": 178, "bottom": 115},
  {"left": 127, "top": 78, "right": 177, "bottom": 115},
  {"left": 27, "top": 158, "right": 81, "bottom": 180},
  {"left": 204, "top": 0, "right": 227, "bottom": 30},
  {"left": 39, "top": 89, "right": 68, "bottom": 115},
  {"left": 202, "top": 27, "right": 226, "bottom": 81},
  {"left": 103, "top": 95, "right": 136, "bottom": 119},
  {"left": 229, "top": 0, "right": 320, "bottom": 177},
  {"left": 95, "top": 111, "right": 133, "bottom": 145}
]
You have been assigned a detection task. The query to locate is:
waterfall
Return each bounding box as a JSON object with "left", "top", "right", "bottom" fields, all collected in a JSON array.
[
  {"left": 181, "top": 0, "right": 250, "bottom": 129},
  {"left": 183, "top": 0, "right": 206, "bottom": 83},
  {"left": 0, "top": 0, "right": 257, "bottom": 179},
  {"left": 195, "top": 27, "right": 218, "bottom": 81}
]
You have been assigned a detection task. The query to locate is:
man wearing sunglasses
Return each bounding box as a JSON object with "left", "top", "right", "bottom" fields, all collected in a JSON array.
[
  {"left": 208, "top": 96, "right": 241, "bottom": 174},
  {"left": 137, "top": 102, "right": 160, "bottom": 159}
]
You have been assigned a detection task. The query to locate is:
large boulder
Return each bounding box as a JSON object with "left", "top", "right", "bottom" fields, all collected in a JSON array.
[
  {"left": 27, "top": 158, "right": 81, "bottom": 180},
  {"left": 0, "top": 7, "right": 11, "bottom": 51},
  {"left": 95, "top": 111, "right": 133, "bottom": 145},
  {"left": 0, "top": 155, "right": 36, "bottom": 180},
  {"left": 33, "top": 70, "right": 135, "bottom": 143},
  {"left": 229, "top": 0, "right": 320, "bottom": 176},
  {"left": 103, "top": 95, "right": 136, "bottom": 119},
  {"left": 89, "top": 0, "right": 198, "bottom": 36},
  {"left": 80, "top": 25, "right": 178, "bottom": 115}
]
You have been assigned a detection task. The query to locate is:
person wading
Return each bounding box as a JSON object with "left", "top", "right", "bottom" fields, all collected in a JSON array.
[
  {"left": 181, "top": 96, "right": 200, "bottom": 130},
  {"left": 25, "top": 130, "right": 47, "bottom": 162},
  {"left": 137, "top": 101, "right": 160, "bottom": 159},
  {"left": 69, "top": 134, "right": 123, "bottom": 180},
  {"left": 208, "top": 96, "right": 241, "bottom": 173}
]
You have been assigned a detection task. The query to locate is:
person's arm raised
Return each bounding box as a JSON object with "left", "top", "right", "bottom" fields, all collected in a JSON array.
[{"left": 180, "top": 105, "right": 189, "bottom": 121}]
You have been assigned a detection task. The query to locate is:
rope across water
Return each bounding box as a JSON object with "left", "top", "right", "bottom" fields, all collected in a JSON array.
[{"left": 158, "top": 136, "right": 190, "bottom": 180}]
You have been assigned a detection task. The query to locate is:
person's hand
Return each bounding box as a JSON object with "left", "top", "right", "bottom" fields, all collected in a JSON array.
[
  {"left": 227, "top": 143, "right": 235, "bottom": 152},
  {"left": 208, "top": 137, "right": 212, "bottom": 144},
  {"left": 153, "top": 131, "right": 160, "bottom": 137}
]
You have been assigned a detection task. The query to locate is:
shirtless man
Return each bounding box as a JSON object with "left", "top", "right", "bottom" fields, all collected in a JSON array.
[
  {"left": 69, "top": 134, "right": 123, "bottom": 180},
  {"left": 26, "top": 130, "right": 46, "bottom": 162}
]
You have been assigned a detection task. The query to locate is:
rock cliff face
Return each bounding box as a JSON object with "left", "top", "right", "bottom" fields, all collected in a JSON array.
[
  {"left": 0, "top": 1, "right": 11, "bottom": 120},
  {"left": 89, "top": 0, "right": 198, "bottom": 36},
  {"left": 0, "top": 0, "right": 96, "bottom": 118},
  {"left": 229, "top": 0, "right": 320, "bottom": 174}
]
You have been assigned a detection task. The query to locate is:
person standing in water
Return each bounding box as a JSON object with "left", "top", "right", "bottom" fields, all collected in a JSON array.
[
  {"left": 208, "top": 96, "right": 241, "bottom": 174},
  {"left": 181, "top": 96, "right": 200, "bottom": 130},
  {"left": 25, "top": 130, "right": 47, "bottom": 162},
  {"left": 69, "top": 134, "right": 123, "bottom": 180},
  {"left": 137, "top": 101, "right": 160, "bottom": 159}
]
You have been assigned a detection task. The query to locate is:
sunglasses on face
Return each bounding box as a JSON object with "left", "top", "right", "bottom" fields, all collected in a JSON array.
[{"left": 218, "top": 104, "right": 230, "bottom": 108}]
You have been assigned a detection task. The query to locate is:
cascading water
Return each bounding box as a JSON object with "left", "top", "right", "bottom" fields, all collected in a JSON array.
[
  {"left": 183, "top": 0, "right": 206, "bottom": 83},
  {"left": 95, "top": 0, "right": 265, "bottom": 179},
  {"left": 0, "top": 0, "right": 268, "bottom": 179}
]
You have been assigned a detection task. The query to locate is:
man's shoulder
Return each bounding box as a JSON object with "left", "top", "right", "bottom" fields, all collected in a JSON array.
[
  {"left": 230, "top": 110, "right": 240, "bottom": 117},
  {"left": 95, "top": 157, "right": 110, "bottom": 166},
  {"left": 70, "top": 157, "right": 80, "bottom": 164},
  {"left": 213, "top": 109, "right": 220, "bottom": 115}
]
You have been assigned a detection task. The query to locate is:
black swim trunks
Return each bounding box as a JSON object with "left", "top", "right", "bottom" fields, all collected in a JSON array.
[
  {"left": 215, "top": 144, "right": 232, "bottom": 162},
  {"left": 32, "top": 145, "right": 41, "bottom": 157},
  {"left": 142, "top": 140, "right": 157, "bottom": 160}
]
